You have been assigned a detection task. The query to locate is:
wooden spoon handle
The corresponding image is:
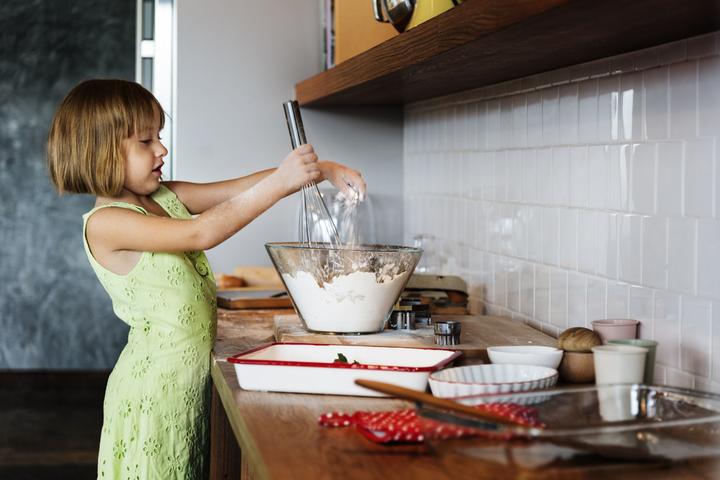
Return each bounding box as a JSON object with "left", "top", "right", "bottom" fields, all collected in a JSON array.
[{"left": 354, "top": 379, "right": 525, "bottom": 428}]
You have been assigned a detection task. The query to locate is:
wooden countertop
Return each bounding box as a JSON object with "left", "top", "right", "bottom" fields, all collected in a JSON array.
[{"left": 211, "top": 309, "right": 720, "bottom": 479}]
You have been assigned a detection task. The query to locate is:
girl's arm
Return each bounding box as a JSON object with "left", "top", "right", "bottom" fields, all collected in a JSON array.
[
  {"left": 86, "top": 147, "right": 320, "bottom": 254},
  {"left": 165, "top": 145, "right": 366, "bottom": 214},
  {"left": 162, "top": 169, "right": 275, "bottom": 215}
]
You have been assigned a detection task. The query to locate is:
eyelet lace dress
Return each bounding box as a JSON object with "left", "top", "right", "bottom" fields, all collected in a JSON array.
[{"left": 82, "top": 185, "right": 216, "bottom": 479}]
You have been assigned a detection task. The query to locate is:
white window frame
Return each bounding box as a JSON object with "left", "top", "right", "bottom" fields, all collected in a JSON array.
[{"left": 136, "top": 0, "right": 177, "bottom": 180}]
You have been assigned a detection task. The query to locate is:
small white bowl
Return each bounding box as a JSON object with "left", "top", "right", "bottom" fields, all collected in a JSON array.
[
  {"left": 487, "top": 345, "right": 564, "bottom": 369},
  {"left": 428, "top": 364, "right": 558, "bottom": 398}
]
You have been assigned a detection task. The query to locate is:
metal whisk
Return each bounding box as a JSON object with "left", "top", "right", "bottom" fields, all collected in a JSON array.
[{"left": 283, "top": 100, "right": 342, "bottom": 248}]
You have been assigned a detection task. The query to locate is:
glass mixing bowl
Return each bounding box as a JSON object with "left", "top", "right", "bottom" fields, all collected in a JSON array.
[{"left": 265, "top": 242, "right": 422, "bottom": 334}]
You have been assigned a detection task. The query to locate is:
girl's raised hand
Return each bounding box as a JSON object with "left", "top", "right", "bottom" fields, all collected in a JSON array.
[
  {"left": 271, "top": 144, "right": 321, "bottom": 195},
  {"left": 318, "top": 161, "right": 367, "bottom": 202}
]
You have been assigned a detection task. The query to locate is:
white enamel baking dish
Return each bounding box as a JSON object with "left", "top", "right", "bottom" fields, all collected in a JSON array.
[{"left": 227, "top": 342, "right": 462, "bottom": 397}]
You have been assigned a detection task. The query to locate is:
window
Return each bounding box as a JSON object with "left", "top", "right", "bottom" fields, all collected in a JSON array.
[{"left": 137, "top": 0, "right": 175, "bottom": 179}]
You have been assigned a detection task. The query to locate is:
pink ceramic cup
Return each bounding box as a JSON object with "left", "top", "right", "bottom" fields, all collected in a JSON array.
[{"left": 591, "top": 319, "right": 639, "bottom": 343}]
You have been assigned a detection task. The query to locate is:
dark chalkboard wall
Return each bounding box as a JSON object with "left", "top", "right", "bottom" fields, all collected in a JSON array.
[{"left": 0, "top": 0, "right": 135, "bottom": 368}]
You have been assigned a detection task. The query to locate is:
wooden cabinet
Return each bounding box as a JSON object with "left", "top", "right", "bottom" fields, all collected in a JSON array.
[{"left": 297, "top": 0, "right": 720, "bottom": 107}]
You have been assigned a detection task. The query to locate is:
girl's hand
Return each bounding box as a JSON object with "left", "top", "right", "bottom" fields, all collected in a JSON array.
[
  {"left": 272, "top": 144, "right": 321, "bottom": 195},
  {"left": 318, "top": 161, "right": 367, "bottom": 202}
]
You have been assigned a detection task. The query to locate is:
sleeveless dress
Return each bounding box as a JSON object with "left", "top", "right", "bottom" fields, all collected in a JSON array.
[{"left": 82, "top": 185, "right": 217, "bottom": 480}]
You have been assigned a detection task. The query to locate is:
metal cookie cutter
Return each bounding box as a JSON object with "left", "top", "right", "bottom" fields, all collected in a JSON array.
[
  {"left": 434, "top": 320, "right": 461, "bottom": 345},
  {"left": 395, "top": 311, "right": 416, "bottom": 330}
]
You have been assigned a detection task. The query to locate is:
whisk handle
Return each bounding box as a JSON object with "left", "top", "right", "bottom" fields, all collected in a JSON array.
[{"left": 283, "top": 100, "right": 307, "bottom": 149}]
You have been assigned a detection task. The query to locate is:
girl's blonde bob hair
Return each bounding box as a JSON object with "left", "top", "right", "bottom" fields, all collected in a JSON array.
[{"left": 47, "top": 79, "right": 165, "bottom": 196}]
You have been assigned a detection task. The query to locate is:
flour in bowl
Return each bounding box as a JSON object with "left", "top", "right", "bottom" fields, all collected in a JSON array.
[{"left": 282, "top": 269, "right": 411, "bottom": 333}]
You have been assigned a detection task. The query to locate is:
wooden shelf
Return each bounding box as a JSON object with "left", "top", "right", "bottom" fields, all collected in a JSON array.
[{"left": 296, "top": 0, "right": 720, "bottom": 107}]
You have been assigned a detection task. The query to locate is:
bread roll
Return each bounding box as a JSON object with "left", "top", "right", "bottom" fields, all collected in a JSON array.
[
  {"left": 558, "top": 327, "right": 602, "bottom": 352},
  {"left": 216, "top": 274, "right": 246, "bottom": 289}
]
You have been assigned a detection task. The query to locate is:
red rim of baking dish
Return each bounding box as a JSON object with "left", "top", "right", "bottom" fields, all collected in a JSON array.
[{"left": 226, "top": 342, "right": 462, "bottom": 372}]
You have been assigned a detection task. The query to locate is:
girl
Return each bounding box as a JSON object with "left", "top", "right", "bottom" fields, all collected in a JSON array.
[{"left": 47, "top": 79, "right": 365, "bottom": 479}]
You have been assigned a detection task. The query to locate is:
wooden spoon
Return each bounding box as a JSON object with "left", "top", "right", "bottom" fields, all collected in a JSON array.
[{"left": 354, "top": 379, "right": 671, "bottom": 464}]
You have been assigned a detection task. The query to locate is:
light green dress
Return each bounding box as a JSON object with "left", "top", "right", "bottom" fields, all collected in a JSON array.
[{"left": 82, "top": 184, "right": 217, "bottom": 480}]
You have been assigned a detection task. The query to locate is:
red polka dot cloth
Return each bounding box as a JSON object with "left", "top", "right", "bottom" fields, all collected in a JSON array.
[{"left": 319, "top": 403, "right": 543, "bottom": 444}]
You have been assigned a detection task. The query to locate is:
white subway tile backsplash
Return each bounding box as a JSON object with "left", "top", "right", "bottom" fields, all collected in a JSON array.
[
  {"left": 629, "top": 285, "right": 654, "bottom": 339},
  {"left": 596, "top": 212, "right": 619, "bottom": 279},
  {"left": 607, "top": 281, "right": 629, "bottom": 318},
  {"left": 669, "top": 61, "right": 698, "bottom": 140},
  {"left": 511, "top": 206, "right": 527, "bottom": 258},
  {"left": 520, "top": 262, "right": 535, "bottom": 317},
  {"left": 681, "top": 296, "right": 711, "bottom": 377},
  {"left": 621, "top": 72, "right": 644, "bottom": 142},
  {"left": 598, "top": 76, "right": 620, "bottom": 142},
  {"left": 550, "top": 269, "right": 568, "bottom": 328},
  {"left": 500, "top": 204, "right": 514, "bottom": 257},
  {"left": 512, "top": 96, "right": 528, "bottom": 148},
  {"left": 535, "top": 149, "right": 554, "bottom": 205},
  {"left": 715, "top": 141, "right": 719, "bottom": 219},
  {"left": 578, "top": 79, "right": 599, "bottom": 143},
  {"left": 578, "top": 210, "right": 597, "bottom": 274},
  {"left": 507, "top": 259, "right": 521, "bottom": 312},
  {"left": 526, "top": 206, "right": 543, "bottom": 262},
  {"left": 667, "top": 217, "right": 696, "bottom": 294},
  {"left": 476, "top": 102, "right": 487, "bottom": 151},
  {"left": 656, "top": 142, "right": 683, "bottom": 217},
  {"left": 606, "top": 144, "right": 630, "bottom": 211},
  {"left": 644, "top": 66, "right": 669, "bottom": 140},
  {"left": 493, "top": 256, "right": 508, "bottom": 307},
  {"left": 542, "top": 88, "right": 560, "bottom": 146},
  {"left": 558, "top": 208, "right": 578, "bottom": 270},
  {"left": 535, "top": 265, "right": 550, "bottom": 323},
  {"left": 666, "top": 368, "right": 695, "bottom": 389},
  {"left": 480, "top": 152, "right": 495, "bottom": 201},
  {"left": 630, "top": 143, "right": 656, "bottom": 214},
  {"left": 587, "top": 145, "right": 608, "bottom": 209},
  {"left": 587, "top": 277, "right": 606, "bottom": 322},
  {"left": 567, "top": 273, "right": 586, "bottom": 327},
  {"left": 697, "top": 220, "right": 720, "bottom": 300},
  {"left": 506, "top": 150, "right": 522, "bottom": 203},
  {"left": 500, "top": 97, "right": 514, "bottom": 149},
  {"left": 619, "top": 214, "right": 642, "bottom": 285},
  {"left": 654, "top": 291, "right": 680, "bottom": 368},
  {"left": 542, "top": 208, "right": 559, "bottom": 265},
  {"left": 699, "top": 57, "right": 720, "bottom": 137},
  {"left": 486, "top": 204, "right": 500, "bottom": 253},
  {"left": 552, "top": 147, "right": 571, "bottom": 205},
  {"left": 405, "top": 34, "right": 720, "bottom": 391},
  {"left": 713, "top": 302, "right": 720, "bottom": 383},
  {"left": 494, "top": 151, "right": 508, "bottom": 201},
  {"left": 487, "top": 99, "right": 501, "bottom": 150},
  {"left": 569, "top": 146, "right": 588, "bottom": 208},
  {"left": 522, "top": 149, "right": 537, "bottom": 203},
  {"left": 642, "top": 215, "right": 668, "bottom": 290},
  {"left": 684, "top": 139, "right": 714, "bottom": 218},
  {"left": 559, "top": 84, "right": 579, "bottom": 145},
  {"left": 526, "top": 92, "right": 543, "bottom": 147}
]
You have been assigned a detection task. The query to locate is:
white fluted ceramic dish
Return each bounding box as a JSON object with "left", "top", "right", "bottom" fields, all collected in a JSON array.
[
  {"left": 487, "top": 345, "right": 564, "bottom": 369},
  {"left": 429, "top": 364, "right": 558, "bottom": 398}
]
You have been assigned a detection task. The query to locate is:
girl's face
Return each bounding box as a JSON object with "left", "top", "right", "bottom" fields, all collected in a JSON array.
[{"left": 121, "top": 114, "right": 168, "bottom": 196}]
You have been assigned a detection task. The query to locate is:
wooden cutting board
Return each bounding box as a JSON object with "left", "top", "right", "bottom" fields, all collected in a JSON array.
[
  {"left": 217, "top": 288, "right": 293, "bottom": 310},
  {"left": 274, "top": 314, "right": 557, "bottom": 364}
]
